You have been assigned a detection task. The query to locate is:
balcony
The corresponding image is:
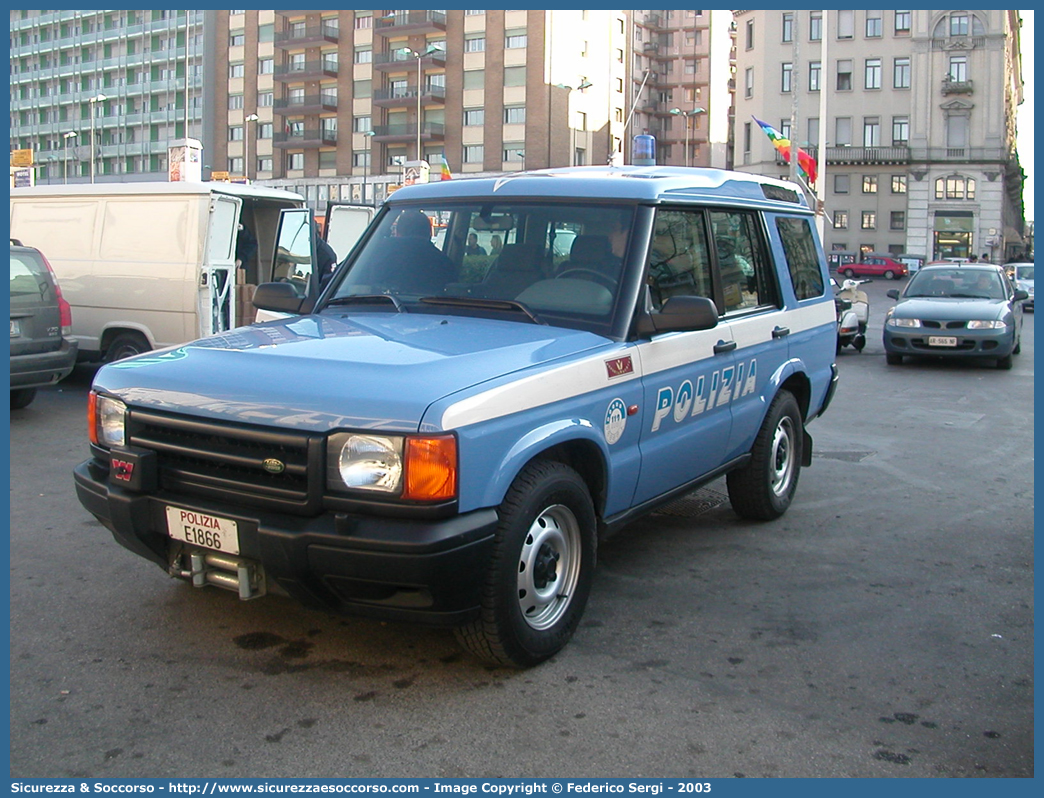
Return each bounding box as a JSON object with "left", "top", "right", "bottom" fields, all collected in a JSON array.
[
  {"left": 273, "top": 128, "right": 338, "bottom": 148},
  {"left": 273, "top": 60, "right": 339, "bottom": 82},
  {"left": 941, "top": 78, "right": 974, "bottom": 95},
  {"left": 374, "top": 10, "right": 446, "bottom": 36},
  {"left": 273, "top": 94, "right": 339, "bottom": 116},
  {"left": 373, "top": 49, "right": 446, "bottom": 73},
  {"left": 275, "top": 24, "right": 340, "bottom": 49},
  {"left": 371, "top": 122, "right": 445, "bottom": 144},
  {"left": 372, "top": 84, "right": 446, "bottom": 108},
  {"left": 776, "top": 145, "right": 910, "bottom": 166}
]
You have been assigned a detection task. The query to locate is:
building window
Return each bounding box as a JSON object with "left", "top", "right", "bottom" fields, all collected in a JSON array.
[
  {"left": 353, "top": 116, "right": 371, "bottom": 133},
  {"left": 504, "top": 67, "right": 526, "bottom": 87},
  {"left": 949, "top": 13, "right": 969, "bottom": 37},
  {"left": 946, "top": 114, "right": 969, "bottom": 149},
  {"left": 319, "top": 151, "right": 337, "bottom": 170},
  {"left": 463, "top": 70, "right": 484, "bottom": 90},
  {"left": 781, "top": 62, "right": 793, "bottom": 92},
  {"left": 257, "top": 157, "right": 273, "bottom": 173},
  {"left": 892, "top": 117, "right": 909, "bottom": 145},
  {"left": 355, "top": 13, "right": 372, "bottom": 29},
  {"left": 258, "top": 91, "right": 274, "bottom": 107},
  {"left": 864, "top": 58, "right": 882, "bottom": 89},
  {"left": 744, "top": 67, "right": 754, "bottom": 99},
  {"left": 807, "top": 117, "right": 820, "bottom": 146},
  {"left": 837, "top": 9, "right": 854, "bottom": 39},
  {"left": 228, "top": 94, "right": 244, "bottom": 110},
  {"left": 781, "top": 12, "right": 793, "bottom": 43},
  {"left": 259, "top": 58, "right": 274, "bottom": 75},
  {"left": 936, "top": 175, "right": 975, "bottom": 200},
  {"left": 354, "top": 48, "right": 372, "bottom": 64},
  {"left": 809, "top": 11, "right": 822, "bottom": 41},
  {"left": 808, "top": 61, "right": 821, "bottom": 91},
  {"left": 287, "top": 152, "right": 304, "bottom": 171},
  {"left": 895, "top": 11, "right": 911, "bottom": 34},
  {"left": 258, "top": 123, "right": 273, "bottom": 139},
  {"left": 865, "top": 11, "right": 882, "bottom": 38},
  {"left": 505, "top": 30, "right": 528, "bottom": 49},
  {"left": 463, "top": 145, "right": 484, "bottom": 163},
  {"left": 352, "top": 151, "right": 371, "bottom": 168},
  {"left": 503, "top": 146, "right": 524, "bottom": 162},
  {"left": 833, "top": 211, "right": 849, "bottom": 229},
  {"left": 834, "top": 174, "right": 850, "bottom": 194},
  {"left": 949, "top": 55, "right": 968, "bottom": 83},
  {"left": 464, "top": 35, "right": 485, "bottom": 52},
  {"left": 894, "top": 57, "right": 911, "bottom": 89},
  {"left": 837, "top": 60, "right": 853, "bottom": 91},
  {"left": 229, "top": 30, "right": 245, "bottom": 47},
  {"left": 863, "top": 118, "right": 880, "bottom": 147},
  {"left": 892, "top": 175, "right": 907, "bottom": 194},
  {"left": 228, "top": 157, "right": 243, "bottom": 174},
  {"left": 745, "top": 19, "right": 754, "bottom": 50},
  {"left": 862, "top": 175, "right": 878, "bottom": 194},
  {"left": 464, "top": 108, "right": 484, "bottom": 126},
  {"left": 504, "top": 106, "right": 525, "bottom": 124},
  {"left": 229, "top": 62, "right": 245, "bottom": 79},
  {"left": 835, "top": 117, "right": 852, "bottom": 146},
  {"left": 229, "top": 125, "right": 243, "bottom": 141},
  {"left": 861, "top": 212, "right": 876, "bottom": 230},
  {"left": 890, "top": 211, "right": 906, "bottom": 230}
]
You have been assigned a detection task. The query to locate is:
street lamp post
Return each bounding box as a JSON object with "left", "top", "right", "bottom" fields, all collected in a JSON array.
[
  {"left": 403, "top": 45, "right": 441, "bottom": 162},
  {"left": 63, "top": 131, "right": 78, "bottom": 184},
  {"left": 88, "top": 93, "right": 107, "bottom": 183},
  {"left": 669, "top": 107, "right": 706, "bottom": 167},
  {"left": 361, "top": 129, "right": 375, "bottom": 205},
  {"left": 244, "top": 113, "right": 259, "bottom": 182}
]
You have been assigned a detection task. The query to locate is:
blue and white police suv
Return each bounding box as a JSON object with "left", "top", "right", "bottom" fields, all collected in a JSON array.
[{"left": 75, "top": 166, "right": 838, "bottom": 667}]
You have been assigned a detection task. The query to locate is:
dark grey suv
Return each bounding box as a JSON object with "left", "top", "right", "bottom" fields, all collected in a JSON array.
[{"left": 10, "top": 240, "right": 78, "bottom": 409}]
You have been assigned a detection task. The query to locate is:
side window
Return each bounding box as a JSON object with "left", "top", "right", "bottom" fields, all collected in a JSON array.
[
  {"left": 645, "top": 209, "right": 712, "bottom": 308},
  {"left": 776, "top": 217, "right": 825, "bottom": 300},
  {"left": 709, "top": 210, "right": 776, "bottom": 312}
]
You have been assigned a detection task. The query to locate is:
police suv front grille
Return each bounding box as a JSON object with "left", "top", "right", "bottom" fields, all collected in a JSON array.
[{"left": 127, "top": 408, "right": 325, "bottom": 514}]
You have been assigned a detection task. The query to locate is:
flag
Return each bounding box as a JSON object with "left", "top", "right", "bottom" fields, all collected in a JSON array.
[
  {"left": 440, "top": 154, "right": 452, "bottom": 181},
  {"left": 752, "top": 116, "right": 818, "bottom": 185}
]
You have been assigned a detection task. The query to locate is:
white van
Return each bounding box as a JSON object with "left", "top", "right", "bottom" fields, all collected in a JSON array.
[{"left": 9, "top": 182, "right": 354, "bottom": 361}]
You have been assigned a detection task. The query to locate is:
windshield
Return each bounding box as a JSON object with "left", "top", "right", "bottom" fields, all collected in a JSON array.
[
  {"left": 1015, "top": 265, "right": 1034, "bottom": 281},
  {"left": 906, "top": 268, "right": 1005, "bottom": 299},
  {"left": 325, "top": 201, "right": 635, "bottom": 335}
]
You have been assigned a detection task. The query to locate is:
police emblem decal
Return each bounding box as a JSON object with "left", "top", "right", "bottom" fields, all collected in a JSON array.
[{"left": 604, "top": 398, "right": 627, "bottom": 445}]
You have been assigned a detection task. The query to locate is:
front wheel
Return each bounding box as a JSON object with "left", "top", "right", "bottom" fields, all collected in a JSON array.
[
  {"left": 727, "top": 390, "right": 803, "bottom": 521},
  {"left": 884, "top": 270, "right": 895, "bottom": 280},
  {"left": 886, "top": 353, "right": 904, "bottom": 365},
  {"left": 455, "top": 460, "right": 597, "bottom": 667}
]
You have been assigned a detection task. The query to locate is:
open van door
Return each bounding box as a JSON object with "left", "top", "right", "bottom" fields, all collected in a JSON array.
[
  {"left": 324, "top": 202, "right": 376, "bottom": 262},
  {"left": 204, "top": 193, "right": 243, "bottom": 336},
  {"left": 254, "top": 207, "right": 317, "bottom": 322}
]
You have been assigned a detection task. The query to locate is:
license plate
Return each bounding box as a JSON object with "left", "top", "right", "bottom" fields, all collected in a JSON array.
[
  {"left": 927, "top": 336, "right": 958, "bottom": 347},
  {"left": 166, "top": 506, "right": 240, "bottom": 555},
  {"left": 10, "top": 319, "right": 20, "bottom": 337}
]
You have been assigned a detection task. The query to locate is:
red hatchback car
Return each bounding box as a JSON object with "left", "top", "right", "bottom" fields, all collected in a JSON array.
[{"left": 838, "top": 254, "right": 908, "bottom": 280}]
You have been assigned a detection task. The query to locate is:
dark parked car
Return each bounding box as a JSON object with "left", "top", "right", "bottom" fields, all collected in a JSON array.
[
  {"left": 883, "top": 263, "right": 1027, "bottom": 370},
  {"left": 838, "top": 253, "right": 908, "bottom": 280},
  {"left": 10, "top": 240, "right": 78, "bottom": 408}
]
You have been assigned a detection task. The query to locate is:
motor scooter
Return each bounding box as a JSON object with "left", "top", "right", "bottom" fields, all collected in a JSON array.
[{"left": 833, "top": 278, "right": 869, "bottom": 353}]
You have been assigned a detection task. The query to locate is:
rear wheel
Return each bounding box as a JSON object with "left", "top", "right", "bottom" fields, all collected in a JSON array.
[
  {"left": 727, "top": 390, "right": 803, "bottom": 521},
  {"left": 884, "top": 270, "right": 895, "bottom": 280},
  {"left": 10, "top": 388, "right": 37, "bottom": 409},
  {"left": 105, "top": 332, "right": 151, "bottom": 362},
  {"left": 842, "top": 268, "right": 855, "bottom": 278},
  {"left": 455, "top": 460, "right": 597, "bottom": 667}
]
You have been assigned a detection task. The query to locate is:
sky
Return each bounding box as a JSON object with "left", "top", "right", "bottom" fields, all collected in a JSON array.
[{"left": 1018, "top": 10, "right": 1034, "bottom": 221}]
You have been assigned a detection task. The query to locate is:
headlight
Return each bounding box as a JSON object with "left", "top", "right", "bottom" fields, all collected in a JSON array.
[
  {"left": 326, "top": 432, "right": 458, "bottom": 501},
  {"left": 328, "top": 433, "right": 404, "bottom": 493},
  {"left": 89, "top": 393, "right": 127, "bottom": 448},
  {"left": 888, "top": 318, "right": 921, "bottom": 328},
  {"left": 967, "top": 320, "right": 1006, "bottom": 330}
]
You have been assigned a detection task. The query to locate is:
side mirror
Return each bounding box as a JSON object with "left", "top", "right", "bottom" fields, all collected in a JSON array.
[
  {"left": 636, "top": 295, "right": 719, "bottom": 336},
  {"left": 1013, "top": 289, "right": 1029, "bottom": 302},
  {"left": 886, "top": 289, "right": 900, "bottom": 300},
  {"left": 252, "top": 282, "right": 315, "bottom": 315}
]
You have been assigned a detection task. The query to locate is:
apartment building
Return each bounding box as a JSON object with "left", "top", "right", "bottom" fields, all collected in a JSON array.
[
  {"left": 9, "top": 10, "right": 216, "bottom": 184},
  {"left": 733, "top": 9, "right": 1027, "bottom": 262}
]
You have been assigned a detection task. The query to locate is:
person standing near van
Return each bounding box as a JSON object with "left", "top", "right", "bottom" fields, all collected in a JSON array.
[{"left": 235, "top": 223, "right": 257, "bottom": 269}]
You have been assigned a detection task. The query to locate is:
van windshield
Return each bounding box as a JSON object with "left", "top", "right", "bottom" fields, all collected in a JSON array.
[{"left": 324, "top": 201, "right": 634, "bottom": 335}]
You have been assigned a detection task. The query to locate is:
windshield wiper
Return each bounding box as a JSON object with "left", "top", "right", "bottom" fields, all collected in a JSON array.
[
  {"left": 323, "top": 294, "right": 405, "bottom": 312},
  {"left": 949, "top": 293, "right": 990, "bottom": 299},
  {"left": 418, "top": 296, "right": 544, "bottom": 325}
]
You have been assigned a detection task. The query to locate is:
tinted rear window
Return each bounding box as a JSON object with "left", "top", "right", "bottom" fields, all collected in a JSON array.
[{"left": 10, "top": 250, "right": 54, "bottom": 306}]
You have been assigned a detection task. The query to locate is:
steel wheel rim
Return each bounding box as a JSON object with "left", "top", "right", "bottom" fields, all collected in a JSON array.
[
  {"left": 770, "top": 416, "right": 797, "bottom": 497},
  {"left": 516, "top": 503, "right": 582, "bottom": 631}
]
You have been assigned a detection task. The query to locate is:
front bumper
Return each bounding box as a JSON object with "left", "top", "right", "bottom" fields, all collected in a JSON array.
[
  {"left": 10, "top": 339, "right": 78, "bottom": 389},
  {"left": 883, "top": 325, "right": 1016, "bottom": 359},
  {"left": 74, "top": 457, "right": 498, "bottom": 626}
]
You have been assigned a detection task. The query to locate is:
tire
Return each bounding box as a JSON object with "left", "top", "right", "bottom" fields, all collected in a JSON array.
[
  {"left": 842, "top": 268, "right": 855, "bottom": 278},
  {"left": 455, "top": 460, "right": 597, "bottom": 667},
  {"left": 727, "top": 390, "right": 803, "bottom": 521},
  {"left": 105, "top": 332, "right": 151, "bottom": 362},
  {"left": 884, "top": 270, "right": 895, "bottom": 280},
  {"left": 1013, "top": 338, "right": 1021, "bottom": 355},
  {"left": 996, "top": 352, "right": 1013, "bottom": 370},
  {"left": 853, "top": 335, "right": 866, "bottom": 352},
  {"left": 10, "top": 388, "right": 37, "bottom": 410},
  {"left": 886, "top": 353, "right": 904, "bottom": 365}
]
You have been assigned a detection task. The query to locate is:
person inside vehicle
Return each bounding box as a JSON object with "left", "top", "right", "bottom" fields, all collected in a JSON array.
[{"left": 465, "top": 233, "right": 487, "bottom": 257}]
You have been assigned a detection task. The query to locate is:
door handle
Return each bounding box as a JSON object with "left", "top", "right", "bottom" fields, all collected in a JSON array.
[
  {"left": 713, "top": 340, "right": 737, "bottom": 354},
  {"left": 772, "top": 326, "right": 791, "bottom": 338}
]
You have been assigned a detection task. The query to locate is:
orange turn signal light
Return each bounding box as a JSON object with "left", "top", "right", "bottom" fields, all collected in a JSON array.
[
  {"left": 403, "top": 435, "right": 458, "bottom": 502},
  {"left": 87, "top": 391, "right": 98, "bottom": 445}
]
